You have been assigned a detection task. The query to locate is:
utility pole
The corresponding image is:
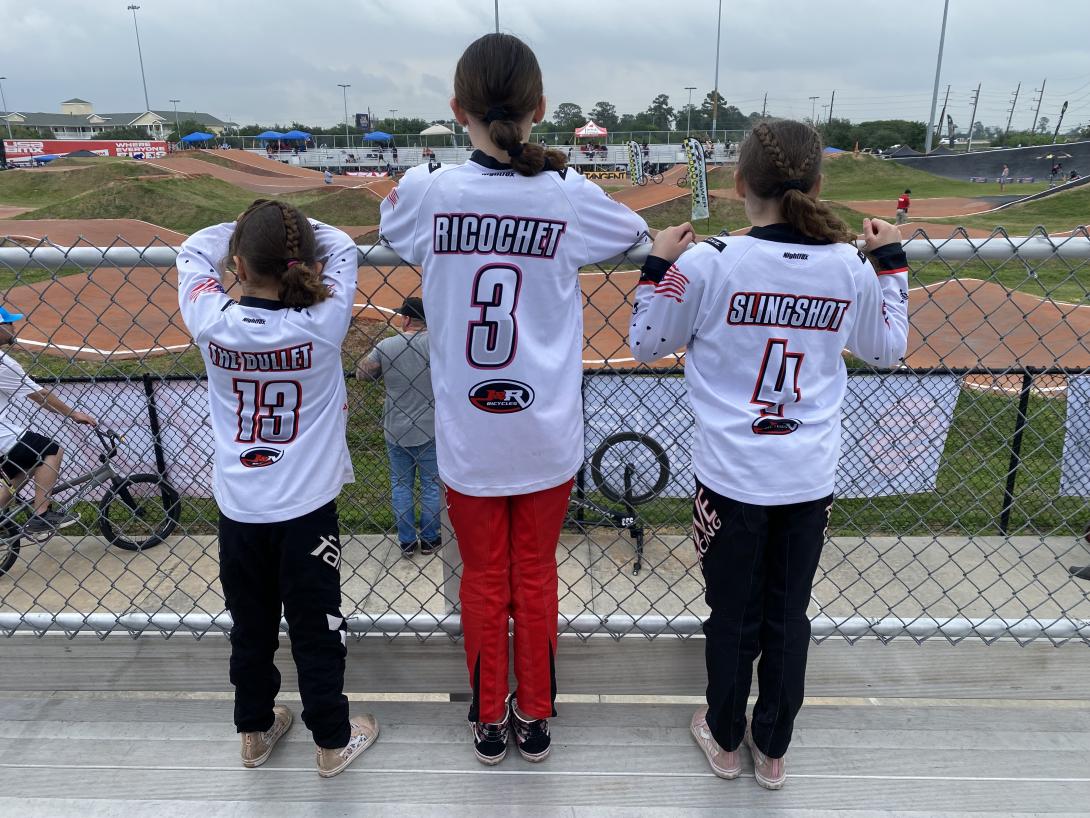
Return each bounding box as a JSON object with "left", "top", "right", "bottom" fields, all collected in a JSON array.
[
  {"left": 924, "top": 0, "right": 951, "bottom": 154},
  {"left": 808, "top": 95, "right": 819, "bottom": 124},
  {"left": 0, "top": 78, "right": 12, "bottom": 140},
  {"left": 711, "top": 0, "right": 722, "bottom": 140},
  {"left": 127, "top": 5, "right": 151, "bottom": 112},
  {"left": 338, "top": 83, "right": 351, "bottom": 149},
  {"left": 828, "top": 90, "right": 835, "bottom": 123},
  {"left": 761, "top": 92, "right": 767, "bottom": 119},
  {"left": 934, "top": 84, "right": 950, "bottom": 146},
  {"left": 1053, "top": 101, "right": 1069, "bottom": 145},
  {"left": 1031, "top": 78, "right": 1047, "bottom": 134},
  {"left": 966, "top": 83, "right": 980, "bottom": 153},
  {"left": 684, "top": 86, "right": 696, "bottom": 137},
  {"left": 169, "top": 98, "right": 180, "bottom": 142},
  {"left": 1004, "top": 82, "right": 1021, "bottom": 141}
]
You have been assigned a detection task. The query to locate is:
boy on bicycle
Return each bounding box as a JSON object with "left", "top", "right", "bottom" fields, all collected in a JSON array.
[{"left": 0, "top": 307, "right": 97, "bottom": 534}]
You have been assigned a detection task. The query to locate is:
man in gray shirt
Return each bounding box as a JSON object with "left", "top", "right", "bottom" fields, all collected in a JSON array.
[{"left": 357, "top": 297, "right": 439, "bottom": 557}]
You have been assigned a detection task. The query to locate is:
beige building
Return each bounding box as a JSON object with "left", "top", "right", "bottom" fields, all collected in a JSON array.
[{"left": 1, "top": 99, "right": 230, "bottom": 140}]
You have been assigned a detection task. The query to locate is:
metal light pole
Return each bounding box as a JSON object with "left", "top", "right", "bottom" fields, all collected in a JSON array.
[
  {"left": 0, "top": 77, "right": 11, "bottom": 140},
  {"left": 684, "top": 87, "right": 696, "bottom": 137},
  {"left": 127, "top": 5, "right": 151, "bottom": 112},
  {"left": 169, "top": 98, "right": 180, "bottom": 142},
  {"left": 389, "top": 109, "right": 398, "bottom": 120},
  {"left": 924, "top": 0, "right": 951, "bottom": 154},
  {"left": 710, "top": 0, "right": 722, "bottom": 140},
  {"left": 338, "top": 84, "right": 351, "bottom": 150}
]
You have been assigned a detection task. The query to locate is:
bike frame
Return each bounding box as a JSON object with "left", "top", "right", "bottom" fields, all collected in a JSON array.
[{"left": 0, "top": 431, "right": 121, "bottom": 543}]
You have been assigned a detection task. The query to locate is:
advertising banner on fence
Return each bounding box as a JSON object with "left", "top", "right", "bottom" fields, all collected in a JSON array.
[
  {"left": 1060, "top": 376, "right": 1090, "bottom": 495},
  {"left": 583, "top": 373, "right": 960, "bottom": 499},
  {"left": 3, "top": 139, "right": 169, "bottom": 160},
  {"left": 626, "top": 140, "right": 644, "bottom": 186},
  {"left": 681, "top": 137, "right": 710, "bottom": 221}
]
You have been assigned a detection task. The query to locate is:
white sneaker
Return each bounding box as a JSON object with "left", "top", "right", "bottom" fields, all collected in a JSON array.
[
  {"left": 316, "top": 714, "right": 380, "bottom": 778},
  {"left": 746, "top": 725, "right": 786, "bottom": 790},
  {"left": 240, "top": 704, "right": 293, "bottom": 768},
  {"left": 690, "top": 706, "right": 741, "bottom": 779}
]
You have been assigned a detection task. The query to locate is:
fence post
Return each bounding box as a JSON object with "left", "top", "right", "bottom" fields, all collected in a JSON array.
[
  {"left": 998, "top": 371, "right": 1034, "bottom": 535},
  {"left": 141, "top": 373, "right": 169, "bottom": 481}
]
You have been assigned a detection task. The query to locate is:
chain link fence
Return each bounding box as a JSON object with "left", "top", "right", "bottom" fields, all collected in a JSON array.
[{"left": 0, "top": 230, "right": 1089, "bottom": 643}]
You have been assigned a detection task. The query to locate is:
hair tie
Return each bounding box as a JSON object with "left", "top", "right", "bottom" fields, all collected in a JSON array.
[
  {"left": 778, "top": 179, "right": 807, "bottom": 195},
  {"left": 484, "top": 105, "right": 510, "bottom": 123},
  {"left": 507, "top": 142, "right": 525, "bottom": 159},
  {"left": 286, "top": 259, "right": 300, "bottom": 268}
]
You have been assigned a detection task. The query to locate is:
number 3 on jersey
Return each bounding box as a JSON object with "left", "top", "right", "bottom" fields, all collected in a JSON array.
[
  {"left": 234, "top": 379, "right": 301, "bottom": 443},
  {"left": 751, "top": 339, "right": 803, "bottom": 416},
  {"left": 467, "top": 263, "right": 521, "bottom": 369}
]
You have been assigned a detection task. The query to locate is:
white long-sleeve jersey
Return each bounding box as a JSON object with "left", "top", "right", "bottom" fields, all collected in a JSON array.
[
  {"left": 380, "top": 151, "right": 648, "bottom": 496},
  {"left": 177, "top": 220, "right": 357, "bottom": 523},
  {"left": 630, "top": 225, "right": 909, "bottom": 505}
]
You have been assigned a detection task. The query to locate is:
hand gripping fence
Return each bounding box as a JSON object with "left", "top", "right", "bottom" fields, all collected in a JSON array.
[{"left": 1, "top": 228, "right": 1090, "bottom": 643}]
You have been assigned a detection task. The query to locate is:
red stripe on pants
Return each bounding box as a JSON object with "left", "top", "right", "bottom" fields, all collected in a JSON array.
[{"left": 447, "top": 479, "right": 573, "bottom": 724}]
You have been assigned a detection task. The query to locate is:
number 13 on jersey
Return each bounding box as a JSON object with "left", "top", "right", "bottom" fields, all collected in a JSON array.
[{"left": 467, "top": 263, "right": 522, "bottom": 369}]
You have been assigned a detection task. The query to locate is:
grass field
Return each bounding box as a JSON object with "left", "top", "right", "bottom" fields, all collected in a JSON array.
[
  {"left": 933, "top": 186, "right": 1090, "bottom": 234},
  {"left": 0, "top": 161, "right": 171, "bottom": 207},
  {"left": 641, "top": 192, "right": 866, "bottom": 235},
  {"left": 11, "top": 175, "right": 380, "bottom": 235}
]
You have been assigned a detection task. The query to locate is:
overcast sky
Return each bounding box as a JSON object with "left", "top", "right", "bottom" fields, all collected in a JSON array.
[{"left": 4, "top": 0, "right": 1089, "bottom": 132}]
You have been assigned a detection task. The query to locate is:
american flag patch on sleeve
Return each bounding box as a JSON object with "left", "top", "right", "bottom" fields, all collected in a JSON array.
[
  {"left": 654, "top": 266, "right": 688, "bottom": 303},
  {"left": 189, "top": 277, "right": 226, "bottom": 302}
]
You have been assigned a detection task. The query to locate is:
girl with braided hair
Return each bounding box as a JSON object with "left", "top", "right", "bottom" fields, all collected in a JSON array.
[
  {"left": 380, "top": 33, "right": 648, "bottom": 765},
  {"left": 178, "top": 200, "right": 379, "bottom": 778},
  {"left": 630, "top": 120, "right": 909, "bottom": 789}
]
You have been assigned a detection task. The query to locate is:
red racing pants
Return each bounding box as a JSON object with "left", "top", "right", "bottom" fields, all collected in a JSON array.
[{"left": 446, "top": 478, "right": 573, "bottom": 724}]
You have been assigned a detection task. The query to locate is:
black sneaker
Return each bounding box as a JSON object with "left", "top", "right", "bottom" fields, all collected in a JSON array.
[
  {"left": 25, "top": 509, "right": 79, "bottom": 535},
  {"left": 472, "top": 710, "right": 510, "bottom": 765},
  {"left": 511, "top": 696, "right": 551, "bottom": 762},
  {"left": 399, "top": 541, "right": 417, "bottom": 558},
  {"left": 420, "top": 537, "right": 441, "bottom": 556}
]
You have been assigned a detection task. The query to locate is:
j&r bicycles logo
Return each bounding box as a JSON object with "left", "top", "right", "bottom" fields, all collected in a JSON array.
[
  {"left": 468, "top": 380, "right": 535, "bottom": 414},
  {"left": 239, "top": 447, "right": 283, "bottom": 468},
  {"left": 751, "top": 417, "right": 801, "bottom": 435}
]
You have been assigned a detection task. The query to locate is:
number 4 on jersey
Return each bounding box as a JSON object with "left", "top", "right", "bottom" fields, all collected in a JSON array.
[{"left": 750, "top": 339, "right": 803, "bottom": 417}]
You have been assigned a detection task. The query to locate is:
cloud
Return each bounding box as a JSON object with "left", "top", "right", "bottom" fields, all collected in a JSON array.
[{"left": 2, "top": 0, "right": 1088, "bottom": 131}]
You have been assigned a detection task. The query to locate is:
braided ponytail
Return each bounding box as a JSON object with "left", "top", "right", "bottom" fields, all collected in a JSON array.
[
  {"left": 228, "top": 199, "right": 329, "bottom": 309},
  {"left": 739, "top": 120, "right": 854, "bottom": 245}
]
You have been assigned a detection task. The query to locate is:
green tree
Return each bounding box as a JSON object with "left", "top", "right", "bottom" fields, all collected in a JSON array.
[
  {"left": 8, "top": 123, "right": 54, "bottom": 139},
  {"left": 1037, "top": 116, "right": 1050, "bottom": 135},
  {"left": 972, "top": 121, "right": 985, "bottom": 139},
  {"left": 645, "top": 94, "right": 674, "bottom": 130},
  {"left": 552, "top": 103, "right": 584, "bottom": 132},
  {"left": 101, "top": 125, "right": 153, "bottom": 139},
  {"left": 588, "top": 101, "right": 619, "bottom": 132},
  {"left": 167, "top": 118, "right": 210, "bottom": 142}
]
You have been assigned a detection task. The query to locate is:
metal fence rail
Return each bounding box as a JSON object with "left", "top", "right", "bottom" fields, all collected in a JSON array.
[{"left": 0, "top": 231, "right": 1089, "bottom": 643}]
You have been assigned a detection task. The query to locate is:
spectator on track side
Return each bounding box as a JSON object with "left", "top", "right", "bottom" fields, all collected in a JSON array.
[
  {"left": 895, "top": 188, "right": 911, "bottom": 224},
  {"left": 1000, "top": 164, "right": 1010, "bottom": 192}
]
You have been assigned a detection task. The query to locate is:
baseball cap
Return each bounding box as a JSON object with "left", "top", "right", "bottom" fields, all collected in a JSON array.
[
  {"left": 395, "top": 297, "right": 425, "bottom": 322},
  {"left": 0, "top": 306, "right": 24, "bottom": 324}
]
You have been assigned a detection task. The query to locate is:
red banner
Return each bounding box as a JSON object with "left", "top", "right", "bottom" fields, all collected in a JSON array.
[{"left": 3, "top": 139, "right": 168, "bottom": 160}]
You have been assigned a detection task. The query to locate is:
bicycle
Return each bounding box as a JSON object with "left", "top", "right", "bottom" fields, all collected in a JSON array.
[
  {"left": 676, "top": 175, "right": 690, "bottom": 188},
  {"left": 0, "top": 428, "right": 181, "bottom": 576},
  {"left": 637, "top": 164, "right": 664, "bottom": 186},
  {"left": 567, "top": 431, "right": 671, "bottom": 575}
]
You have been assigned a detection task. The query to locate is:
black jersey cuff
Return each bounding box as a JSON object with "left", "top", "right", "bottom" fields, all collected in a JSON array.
[
  {"left": 639, "top": 254, "right": 672, "bottom": 284},
  {"left": 869, "top": 242, "right": 909, "bottom": 274}
]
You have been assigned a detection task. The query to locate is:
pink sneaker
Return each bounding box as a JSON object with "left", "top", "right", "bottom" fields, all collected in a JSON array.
[
  {"left": 689, "top": 706, "right": 741, "bottom": 779},
  {"left": 745, "top": 726, "right": 786, "bottom": 790}
]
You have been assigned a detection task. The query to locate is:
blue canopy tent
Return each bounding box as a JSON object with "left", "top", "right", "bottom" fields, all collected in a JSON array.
[
  {"left": 256, "top": 130, "right": 285, "bottom": 140},
  {"left": 363, "top": 131, "right": 393, "bottom": 142},
  {"left": 180, "top": 131, "right": 215, "bottom": 143},
  {"left": 281, "top": 130, "right": 311, "bottom": 141}
]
